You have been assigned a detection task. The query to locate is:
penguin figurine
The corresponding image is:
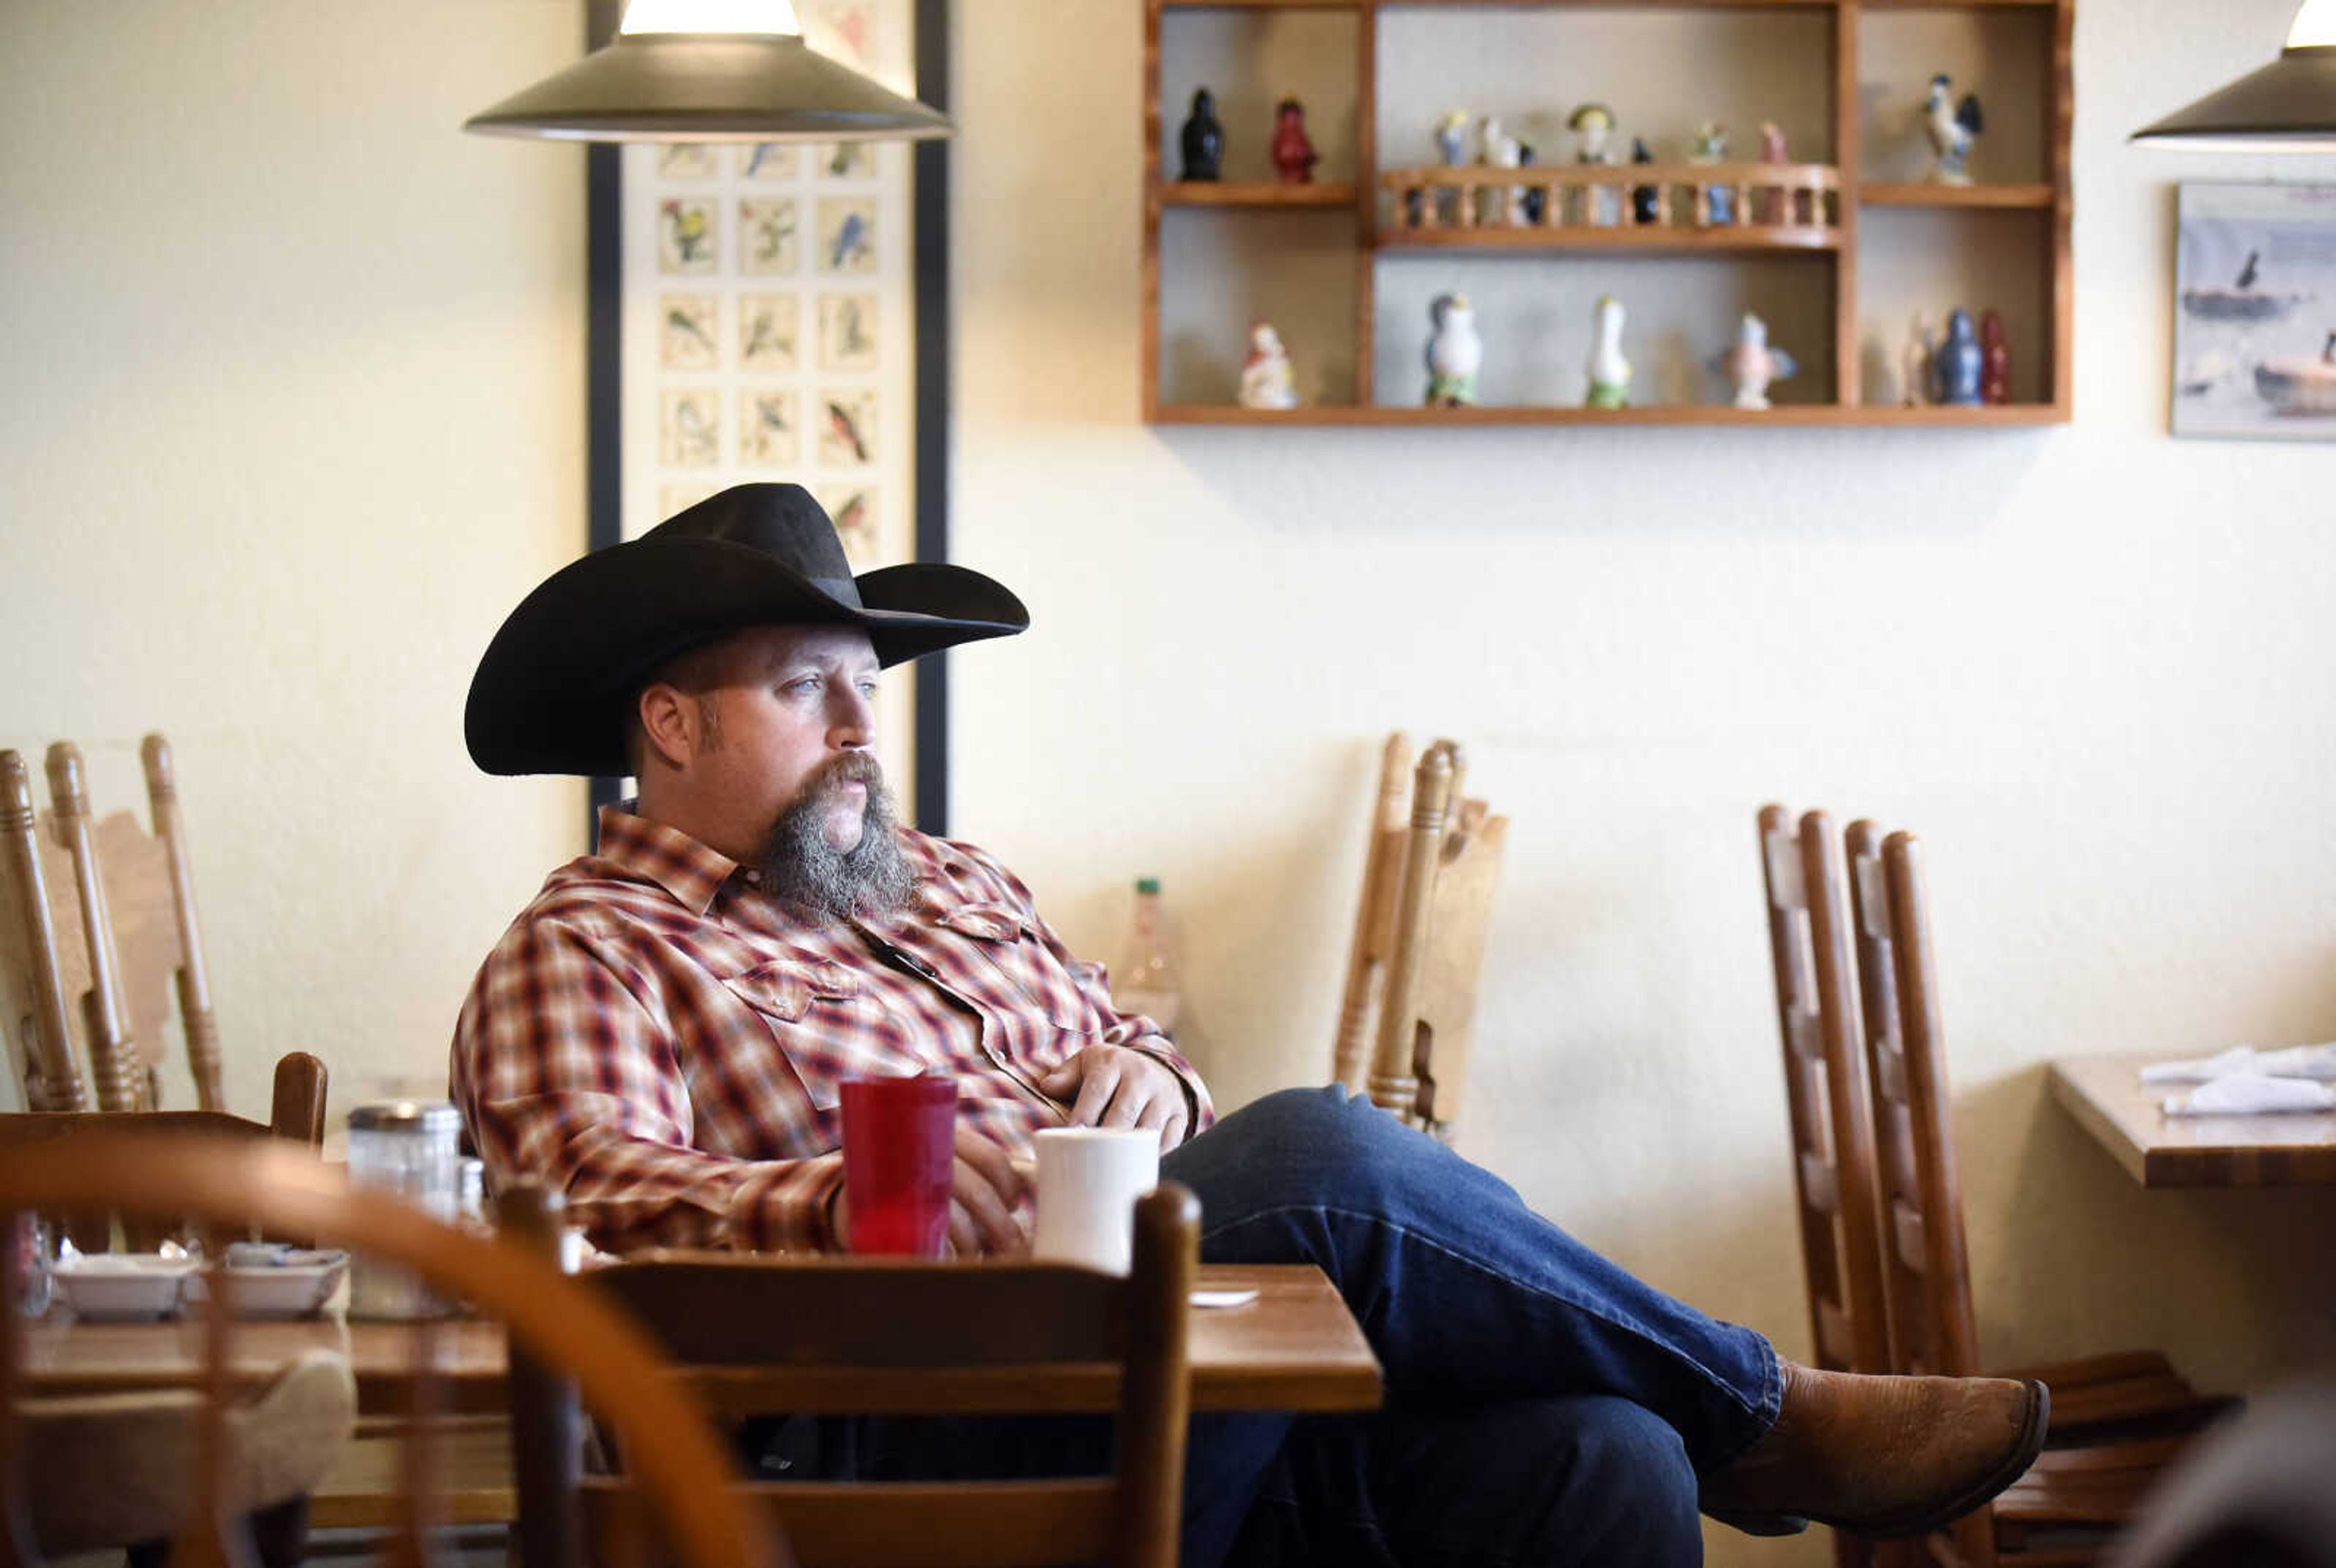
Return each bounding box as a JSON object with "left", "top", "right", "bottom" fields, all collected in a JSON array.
[
  {"left": 1630, "top": 137, "right": 1660, "bottom": 226},
  {"left": 1424, "top": 293, "right": 1482, "bottom": 408},
  {"left": 1179, "top": 88, "right": 1225, "bottom": 182},
  {"left": 1587, "top": 296, "right": 1631, "bottom": 409},
  {"left": 1935, "top": 308, "right": 1985, "bottom": 406},
  {"left": 1270, "top": 98, "right": 1319, "bottom": 184},
  {"left": 1979, "top": 309, "right": 2012, "bottom": 405}
]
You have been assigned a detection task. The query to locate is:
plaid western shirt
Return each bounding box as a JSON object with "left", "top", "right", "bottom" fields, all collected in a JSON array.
[{"left": 451, "top": 807, "right": 1213, "bottom": 1255}]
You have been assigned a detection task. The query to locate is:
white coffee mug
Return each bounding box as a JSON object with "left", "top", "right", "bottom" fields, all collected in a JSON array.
[{"left": 1029, "top": 1127, "right": 1160, "bottom": 1275}]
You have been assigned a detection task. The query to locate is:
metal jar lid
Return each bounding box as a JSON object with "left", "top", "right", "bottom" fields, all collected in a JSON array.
[{"left": 347, "top": 1100, "right": 462, "bottom": 1134}]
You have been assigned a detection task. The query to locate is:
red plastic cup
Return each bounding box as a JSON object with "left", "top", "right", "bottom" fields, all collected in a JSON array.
[{"left": 839, "top": 1074, "right": 956, "bottom": 1257}]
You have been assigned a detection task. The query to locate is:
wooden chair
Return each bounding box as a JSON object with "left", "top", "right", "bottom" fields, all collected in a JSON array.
[
  {"left": 511, "top": 1184, "right": 1202, "bottom": 1568},
  {"left": 0, "top": 1131, "right": 778, "bottom": 1568},
  {"left": 0, "top": 738, "right": 229, "bottom": 1115},
  {"left": 1330, "top": 734, "right": 1509, "bottom": 1139},
  {"left": 1756, "top": 807, "right": 1896, "bottom": 1568},
  {"left": 1840, "top": 821, "right": 2232, "bottom": 1568}
]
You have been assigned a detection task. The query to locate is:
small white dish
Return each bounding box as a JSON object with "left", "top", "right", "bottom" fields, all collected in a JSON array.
[
  {"left": 53, "top": 1254, "right": 200, "bottom": 1320},
  {"left": 185, "top": 1247, "right": 351, "bottom": 1319}
]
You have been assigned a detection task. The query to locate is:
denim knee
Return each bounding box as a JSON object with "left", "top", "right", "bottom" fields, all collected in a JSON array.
[
  {"left": 1171, "top": 1085, "right": 1428, "bottom": 1212},
  {"left": 1536, "top": 1396, "right": 1702, "bottom": 1566}
]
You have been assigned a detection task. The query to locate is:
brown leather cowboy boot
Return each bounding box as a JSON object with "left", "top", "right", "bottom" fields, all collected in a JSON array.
[{"left": 1700, "top": 1364, "right": 2049, "bottom": 1537}]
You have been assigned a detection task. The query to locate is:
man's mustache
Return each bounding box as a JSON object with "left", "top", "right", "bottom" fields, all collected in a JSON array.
[{"left": 805, "top": 752, "right": 885, "bottom": 797}]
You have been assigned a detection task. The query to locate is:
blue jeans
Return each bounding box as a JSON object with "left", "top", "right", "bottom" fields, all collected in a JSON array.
[
  {"left": 757, "top": 1087, "right": 1781, "bottom": 1567},
  {"left": 1164, "top": 1086, "right": 1783, "bottom": 1568}
]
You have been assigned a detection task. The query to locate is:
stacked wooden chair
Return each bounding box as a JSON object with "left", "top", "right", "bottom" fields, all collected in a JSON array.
[
  {"left": 1759, "top": 808, "right": 2231, "bottom": 1568},
  {"left": 1331, "top": 734, "right": 1509, "bottom": 1140},
  {"left": 0, "top": 737, "right": 228, "bottom": 1115},
  {"left": 509, "top": 1185, "right": 1201, "bottom": 1568},
  {"left": 0, "top": 1133, "right": 774, "bottom": 1568}
]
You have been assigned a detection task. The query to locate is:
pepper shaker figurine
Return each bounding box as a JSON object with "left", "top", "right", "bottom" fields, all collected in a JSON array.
[
  {"left": 1754, "top": 122, "right": 1789, "bottom": 224},
  {"left": 1587, "top": 295, "right": 1632, "bottom": 409},
  {"left": 1270, "top": 97, "right": 1319, "bottom": 184},
  {"left": 1179, "top": 88, "right": 1224, "bottom": 182},
  {"left": 1238, "top": 321, "right": 1299, "bottom": 409},
  {"left": 1692, "top": 123, "right": 1734, "bottom": 226},
  {"left": 1424, "top": 293, "right": 1481, "bottom": 408},
  {"left": 1902, "top": 313, "right": 1934, "bottom": 408},
  {"left": 1979, "top": 309, "right": 2012, "bottom": 405},
  {"left": 1934, "top": 308, "right": 1985, "bottom": 406},
  {"left": 1711, "top": 312, "right": 1799, "bottom": 410},
  {"left": 1569, "top": 103, "right": 1621, "bottom": 226},
  {"left": 1630, "top": 137, "right": 1660, "bottom": 226}
]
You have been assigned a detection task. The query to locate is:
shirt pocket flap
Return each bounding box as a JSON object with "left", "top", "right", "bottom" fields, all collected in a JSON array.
[
  {"left": 720, "top": 959, "right": 859, "bottom": 1024},
  {"left": 930, "top": 901, "right": 1034, "bottom": 943}
]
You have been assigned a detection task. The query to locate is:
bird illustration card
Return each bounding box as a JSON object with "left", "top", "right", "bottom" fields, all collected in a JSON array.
[
  {"left": 818, "top": 294, "right": 879, "bottom": 372},
  {"left": 739, "top": 198, "right": 799, "bottom": 276},
  {"left": 658, "top": 296, "right": 720, "bottom": 371},
  {"left": 739, "top": 294, "right": 801, "bottom": 373},
  {"left": 657, "top": 145, "right": 719, "bottom": 181},
  {"left": 740, "top": 390, "right": 800, "bottom": 467},
  {"left": 817, "top": 198, "right": 878, "bottom": 275},
  {"left": 738, "top": 143, "right": 799, "bottom": 181},
  {"left": 818, "top": 390, "right": 877, "bottom": 467},
  {"left": 822, "top": 142, "right": 876, "bottom": 181},
  {"left": 659, "top": 389, "right": 720, "bottom": 467},
  {"left": 658, "top": 198, "right": 718, "bottom": 276},
  {"left": 819, "top": 485, "right": 878, "bottom": 566}
]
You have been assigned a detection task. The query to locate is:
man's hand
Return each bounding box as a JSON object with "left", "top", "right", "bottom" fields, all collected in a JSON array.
[
  {"left": 829, "top": 1125, "right": 1031, "bottom": 1258},
  {"left": 1037, "top": 1046, "right": 1191, "bottom": 1151}
]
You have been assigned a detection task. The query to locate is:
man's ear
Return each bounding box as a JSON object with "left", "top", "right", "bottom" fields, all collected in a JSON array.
[{"left": 635, "top": 681, "right": 700, "bottom": 774}]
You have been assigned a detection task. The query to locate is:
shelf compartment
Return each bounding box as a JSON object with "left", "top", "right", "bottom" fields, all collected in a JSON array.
[
  {"left": 1161, "top": 181, "right": 1358, "bottom": 207},
  {"left": 1151, "top": 403, "right": 2069, "bottom": 427},
  {"left": 1860, "top": 182, "right": 2055, "bottom": 208},
  {"left": 1378, "top": 226, "right": 1838, "bottom": 254}
]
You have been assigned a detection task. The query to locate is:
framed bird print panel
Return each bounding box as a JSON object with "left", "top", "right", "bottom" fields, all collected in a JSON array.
[
  {"left": 587, "top": 0, "right": 952, "bottom": 832},
  {"left": 2172, "top": 182, "right": 2336, "bottom": 443}
]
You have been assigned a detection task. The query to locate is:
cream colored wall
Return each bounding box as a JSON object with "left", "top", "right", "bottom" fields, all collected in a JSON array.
[
  {"left": 0, "top": 2, "right": 588, "bottom": 1118},
  {"left": 4, "top": 1, "right": 2332, "bottom": 1559},
  {"left": 950, "top": 3, "right": 2336, "bottom": 1561}
]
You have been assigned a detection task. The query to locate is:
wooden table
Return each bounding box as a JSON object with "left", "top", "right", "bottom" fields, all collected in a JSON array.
[
  {"left": 2048, "top": 1052, "right": 2336, "bottom": 1188},
  {"left": 20, "top": 1263, "right": 1382, "bottom": 1417}
]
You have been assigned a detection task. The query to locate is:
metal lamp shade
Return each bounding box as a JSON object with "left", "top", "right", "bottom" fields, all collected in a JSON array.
[
  {"left": 464, "top": 32, "right": 951, "bottom": 142},
  {"left": 2132, "top": 44, "right": 2336, "bottom": 150}
]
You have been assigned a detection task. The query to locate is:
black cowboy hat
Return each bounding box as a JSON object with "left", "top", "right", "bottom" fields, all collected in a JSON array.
[{"left": 465, "top": 483, "right": 1027, "bottom": 777}]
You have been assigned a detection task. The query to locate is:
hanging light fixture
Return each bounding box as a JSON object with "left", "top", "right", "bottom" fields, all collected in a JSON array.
[
  {"left": 465, "top": 0, "right": 950, "bottom": 142},
  {"left": 2132, "top": 0, "right": 2336, "bottom": 150}
]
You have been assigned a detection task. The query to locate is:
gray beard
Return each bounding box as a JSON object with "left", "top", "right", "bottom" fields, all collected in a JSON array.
[{"left": 757, "top": 758, "right": 917, "bottom": 922}]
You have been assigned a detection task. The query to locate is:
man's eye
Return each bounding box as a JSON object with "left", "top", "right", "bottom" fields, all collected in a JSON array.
[
  {"left": 784, "top": 676, "right": 819, "bottom": 694},
  {"left": 857, "top": 682, "right": 878, "bottom": 699}
]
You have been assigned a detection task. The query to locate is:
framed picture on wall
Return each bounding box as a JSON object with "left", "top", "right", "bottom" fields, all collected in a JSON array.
[
  {"left": 2172, "top": 182, "right": 2336, "bottom": 442},
  {"left": 585, "top": 0, "right": 952, "bottom": 833}
]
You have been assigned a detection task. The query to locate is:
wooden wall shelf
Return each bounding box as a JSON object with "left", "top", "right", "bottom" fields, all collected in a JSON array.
[
  {"left": 1141, "top": 0, "right": 2076, "bottom": 425},
  {"left": 1161, "top": 181, "right": 1361, "bottom": 207}
]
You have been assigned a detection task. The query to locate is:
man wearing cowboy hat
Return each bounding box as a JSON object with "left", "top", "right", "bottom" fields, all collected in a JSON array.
[{"left": 454, "top": 484, "right": 2047, "bottom": 1567}]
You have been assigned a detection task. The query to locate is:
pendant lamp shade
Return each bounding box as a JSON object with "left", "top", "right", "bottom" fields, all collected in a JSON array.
[
  {"left": 2132, "top": 2, "right": 2336, "bottom": 150},
  {"left": 465, "top": 2, "right": 950, "bottom": 143}
]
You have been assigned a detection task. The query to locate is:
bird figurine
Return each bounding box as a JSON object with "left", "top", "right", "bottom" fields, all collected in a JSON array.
[
  {"left": 1924, "top": 74, "right": 1984, "bottom": 185},
  {"left": 1934, "top": 308, "right": 1985, "bottom": 406},
  {"left": 1587, "top": 295, "right": 1631, "bottom": 409},
  {"left": 1238, "top": 321, "right": 1300, "bottom": 409},
  {"left": 1979, "top": 308, "right": 2012, "bottom": 405},
  {"left": 1902, "top": 313, "right": 1934, "bottom": 406},
  {"left": 1630, "top": 137, "right": 1660, "bottom": 226},
  {"left": 1270, "top": 97, "right": 1319, "bottom": 184},
  {"left": 1711, "top": 313, "right": 1798, "bottom": 411},
  {"left": 1423, "top": 293, "right": 1482, "bottom": 408},
  {"left": 1179, "top": 88, "right": 1225, "bottom": 182},
  {"left": 1476, "top": 115, "right": 1522, "bottom": 225}
]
